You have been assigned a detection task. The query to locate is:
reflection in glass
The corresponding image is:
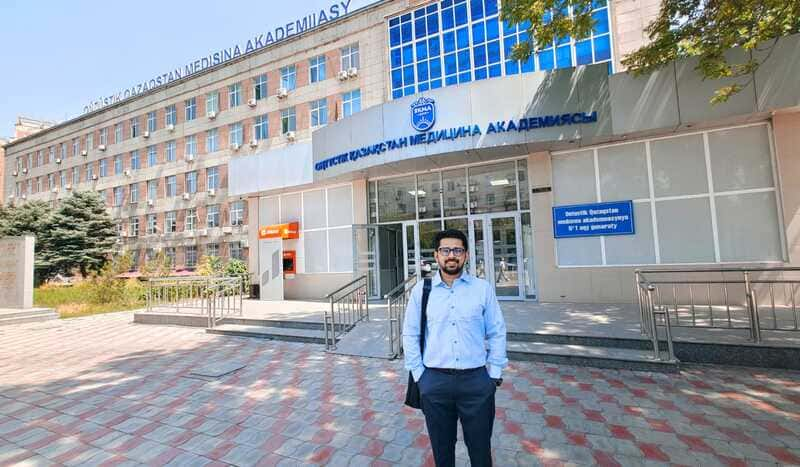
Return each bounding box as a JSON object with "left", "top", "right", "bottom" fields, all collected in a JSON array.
[
  {"left": 377, "top": 176, "right": 417, "bottom": 222},
  {"left": 405, "top": 223, "right": 417, "bottom": 277},
  {"left": 518, "top": 160, "right": 530, "bottom": 210},
  {"left": 368, "top": 181, "right": 378, "bottom": 223},
  {"left": 469, "top": 161, "right": 517, "bottom": 214},
  {"left": 472, "top": 219, "right": 486, "bottom": 280},
  {"left": 416, "top": 173, "right": 442, "bottom": 219},
  {"left": 419, "top": 220, "right": 442, "bottom": 277},
  {"left": 492, "top": 217, "right": 520, "bottom": 297},
  {"left": 521, "top": 212, "right": 535, "bottom": 298},
  {"left": 442, "top": 169, "right": 468, "bottom": 217}
]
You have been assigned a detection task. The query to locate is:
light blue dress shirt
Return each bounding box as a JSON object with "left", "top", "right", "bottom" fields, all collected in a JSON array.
[{"left": 403, "top": 271, "right": 508, "bottom": 382}]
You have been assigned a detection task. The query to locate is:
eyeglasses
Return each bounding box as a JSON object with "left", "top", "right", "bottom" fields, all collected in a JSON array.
[{"left": 437, "top": 247, "right": 466, "bottom": 257}]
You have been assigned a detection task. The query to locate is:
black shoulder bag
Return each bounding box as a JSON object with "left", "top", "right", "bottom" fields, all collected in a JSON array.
[{"left": 404, "top": 278, "right": 432, "bottom": 409}]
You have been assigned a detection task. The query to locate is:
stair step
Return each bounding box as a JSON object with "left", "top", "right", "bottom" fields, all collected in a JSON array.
[
  {"left": 507, "top": 332, "right": 651, "bottom": 350},
  {"left": 0, "top": 310, "right": 59, "bottom": 326},
  {"left": 206, "top": 324, "right": 327, "bottom": 344},
  {"left": 507, "top": 341, "right": 678, "bottom": 373}
]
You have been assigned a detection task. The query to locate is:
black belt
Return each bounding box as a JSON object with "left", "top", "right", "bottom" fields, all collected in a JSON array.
[{"left": 428, "top": 367, "right": 483, "bottom": 374}]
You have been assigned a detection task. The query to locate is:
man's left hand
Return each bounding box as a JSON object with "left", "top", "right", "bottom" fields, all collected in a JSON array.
[{"left": 491, "top": 378, "right": 503, "bottom": 387}]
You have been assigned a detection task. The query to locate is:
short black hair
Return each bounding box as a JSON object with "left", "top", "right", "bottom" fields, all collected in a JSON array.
[{"left": 434, "top": 229, "right": 468, "bottom": 250}]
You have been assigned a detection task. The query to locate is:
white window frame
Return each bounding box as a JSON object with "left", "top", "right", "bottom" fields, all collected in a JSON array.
[
  {"left": 281, "top": 107, "right": 297, "bottom": 134},
  {"left": 165, "top": 104, "right": 177, "bottom": 126},
  {"left": 130, "top": 150, "right": 140, "bottom": 170},
  {"left": 186, "top": 171, "right": 197, "bottom": 194},
  {"left": 207, "top": 204, "right": 221, "bottom": 228},
  {"left": 253, "top": 115, "right": 269, "bottom": 140},
  {"left": 166, "top": 140, "right": 176, "bottom": 162},
  {"left": 130, "top": 183, "right": 139, "bottom": 203},
  {"left": 342, "top": 89, "right": 361, "bottom": 118},
  {"left": 207, "top": 167, "right": 220, "bottom": 190},
  {"left": 341, "top": 43, "right": 360, "bottom": 70},
  {"left": 229, "top": 122, "right": 243, "bottom": 146},
  {"left": 185, "top": 135, "right": 197, "bottom": 156},
  {"left": 185, "top": 208, "right": 197, "bottom": 231},
  {"left": 280, "top": 65, "right": 297, "bottom": 90},
  {"left": 228, "top": 83, "right": 242, "bottom": 107},
  {"left": 147, "top": 111, "right": 157, "bottom": 132},
  {"left": 130, "top": 117, "right": 140, "bottom": 138},
  {"left": 253, "top": 74, "right": 268, "bottom": 100},
  {"left": 206, "top": 92, "right": 219, "bottom": 115},
  {"left": 185, "top": 97, "right": 197, "bottom": 121},
  {"left": 99, "top": 128, "right": 108, "bottom": 146},
  {"left": 310, "top": 98, "right": 328, "bottom": 128},
  {"left": 165, "top": 211, "right": 177, "bottom": 233},
  {"left": 206, "top": 128, "right": 219, "bottom": 153},
  {"left": 148, "top": 180, "right": 158, "bottom": 201},
  {"left": 230, "top": 200, "right": 245, "bottom": 226},
  {"left": 309, "top": 55, "right": 326, "bottom": 83},
  {"left": 115, "top": 123, "right": 123, "bottom": 144},
  {"left": 166, "top": 175, "right": 177, "bottom": 197}
]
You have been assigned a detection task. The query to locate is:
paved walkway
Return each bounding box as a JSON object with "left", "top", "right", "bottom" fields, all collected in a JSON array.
[{"left": 2, "top": 313, "right": 799, "bottom": 466}]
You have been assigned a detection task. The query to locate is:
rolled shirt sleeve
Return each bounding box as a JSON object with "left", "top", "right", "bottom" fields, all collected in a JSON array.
[{"left": 402, "top": 283, "right": 425, "bottom": 382}]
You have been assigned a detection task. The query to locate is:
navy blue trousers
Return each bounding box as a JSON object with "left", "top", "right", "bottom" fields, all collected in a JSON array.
[{"left": 418, "top": 367, "right": 495, "bottom": 467}]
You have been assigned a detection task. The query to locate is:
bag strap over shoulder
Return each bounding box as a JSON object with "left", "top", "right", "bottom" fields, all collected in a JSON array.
[{"left": 420, "top": 278, "right": 432, "bottom": 355}]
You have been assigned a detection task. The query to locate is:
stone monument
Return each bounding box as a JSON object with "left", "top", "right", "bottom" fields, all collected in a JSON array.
[{"left": 0, "top": 236, "right": 58, "bottom": 325}]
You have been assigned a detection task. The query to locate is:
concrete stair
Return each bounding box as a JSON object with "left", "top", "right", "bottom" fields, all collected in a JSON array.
[
  {"left": 0, "top": 308, "right": 59, "bottom": 326},
  {"left": 507, "top": 339, "right": 678, "bottom": 373},
  {"left": 206, "top": 323, "right": 327, "bottom": 344}
]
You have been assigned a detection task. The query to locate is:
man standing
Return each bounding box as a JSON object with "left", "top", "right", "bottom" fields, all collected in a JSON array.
[{"left": 403, "top": 229, "right": 508, "bottom": 467}]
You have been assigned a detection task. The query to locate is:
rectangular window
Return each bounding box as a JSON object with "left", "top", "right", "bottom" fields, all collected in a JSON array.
[
  {"left": 253, "top": 115, "right": 269, "bottom": 140},
  {"left": 185, "top": 245, "right": 198, "bottom": 269},
  {"left": 185, "top": 135, "right": 196, "bottom": 156},
  {"left": 147, "top": 179, "right": 158, "bottom": 200},
  {"left": 207, "top": 205, "right": 221, "bottom": 228},
  {"left": 60, "top": 143, "right": 67, "bottom": 160},
  {"left": 48, "top": 147, "right": 54, "bottom": 164},
  {"left": 130, "top": 117, "right": 140, "bottom": 138},
  {"left": 205, "top": 243, "right": 219, "bottom": 258},
  {"left": 99, "top": 128, "right": 108, "bottom": 146},
  {"left": 147, "top": 145, "right": 157, "bottom": 166},
  {"left": 130, "top": 217, "right": 139, "bottom": 237},
  {"left": 164, "top": 247, "right": 176, "bottom": 267},
  {"left": 280, "top": 65, "right": 297, "bottom": 90},
  {"left": 309, "top": 55, "right": 326, "bottom": 83},
  {"left": 99, "top": 159, "right": 107, "bottom": 177},
  {"left": 166, "top": 140, "right": 176, "bottom": 162},
  {"left": 87, "top": 133, "right": 94, "bottom": 149},
  {"left": 36, "top": 150, "right": 42, "bottom": 167},
  {"left": 166, "top": 175, "right": 177, "bottom": 197},
  {"left": 229, "top": 241, "right": 243, "bottom": 260},
  {"left": 48, "top": 173, "right": 54, "bottom": 190},
  {"left": 36, "top": 177, "right": 42, "bottom": 193},
  {"left": 342, "top": 89, "right": 362, "bottom": 117},
  {"left": 185, "top": 171, "right": 197, "bottom": 194},
  {"left": 229, "top": 122, "right": 243, "bottom": 147},
  {"left": 185, "top": 97, "right": 196, "bottom": 121},
  {"left": 72, "top": 167, "right": 80, "bottom": 186},
  {"left": 206, "top": 92, "right": 219, "bottom": 115},
  {"left": 114, "top": 155, "right": 123, "bottom": 175},
  {"left": 165, "top": 104, "right": 176, "bottom": 126},
  {"left": 341, "top": 43, "right": 360, "bottom": 70},
  {"left": 230, "top": 200, "right": 245, "bottom": 226},
  {"left": 147, "top": 214, "right": 158, "bottom": 235},
  {"left": 130, "top": 183, "right": 139, "bottom": 203},
  {"left": 114, "top": 186, "right": 124, "bottom": 206},
  {"left": 207, "top": 166, "right": 220, "bottom": 190},
  {"left": 86, "top": 164, "right": 94, "bottom": 182},
  {"left": 206, "top": 129, "right": 219, "bottom": 153},
  {"left": 115, "top": 123, "right": 123, "bottom": 144},
  {"left": 253, "top": 74, "right": 267, "bottom": 100},
  {"left": 281, "top": 107, "right": 297, "bottom": 134},
  {"left": 165, "top": 211, "right": 177, "bottom": 233},
  {"left": 310, "top": 98, "right": 328, "bottom": 127},
  {"left": 73, "top": 138, "right": 80, "bottom": 157},
  {"left": 228, "top": 83, "right": 242, "bottom": 107},
  {"left": 60, "top": 170, "right": 67, "bottom": 188},
  {"left": 185, "top": 208, "right": 197, "bottom": 231},
  {"left": 147, "top": 111, "right": 157, "bottom": 132},
  {"left": 130, "top": 150, "right": 140, "bottom": 170}
]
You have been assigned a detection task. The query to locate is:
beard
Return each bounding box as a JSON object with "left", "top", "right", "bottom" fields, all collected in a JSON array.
[{"left": 439, "top": 258, "right": 464, "bottom": 275}]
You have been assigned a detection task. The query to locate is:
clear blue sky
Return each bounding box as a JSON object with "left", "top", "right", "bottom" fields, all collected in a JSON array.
[{"left": 0, "top": 0, "right": 377, "bottom": 138}]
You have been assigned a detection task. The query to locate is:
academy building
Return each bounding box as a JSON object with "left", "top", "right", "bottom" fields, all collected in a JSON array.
[{"left": 3, "top": 0, "right": 799, "bottom": 303}]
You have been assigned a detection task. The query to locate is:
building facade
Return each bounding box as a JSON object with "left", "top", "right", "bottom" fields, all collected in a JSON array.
[{"left": 3, "top": 0, "right": 799, "bottom": 303}]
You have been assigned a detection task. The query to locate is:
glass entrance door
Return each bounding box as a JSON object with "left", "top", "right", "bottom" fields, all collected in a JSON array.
[{"left": 470, "top": 214, "right": 524, "bottom": 299}]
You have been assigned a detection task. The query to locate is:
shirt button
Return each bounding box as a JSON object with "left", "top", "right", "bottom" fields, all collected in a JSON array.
[{"left": 452, "top": 322, "right": 456, "bottom": 326}]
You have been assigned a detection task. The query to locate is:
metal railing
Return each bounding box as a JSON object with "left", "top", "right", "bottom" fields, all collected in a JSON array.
[
  {"left": 636, "top": 267, "right": 800, "bottom": 346},
  {"left": 146, "top": 276, "right": 244, "bottom": 328},
  {"left": 385, "top": 275, "right": 418, "bottom": 358},
  {"left": 323, "top": 275, "right": 369, "bottom": 350}
]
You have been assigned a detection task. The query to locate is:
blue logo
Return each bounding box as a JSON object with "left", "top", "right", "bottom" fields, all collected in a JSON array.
[{"left": 410, "top": 97, "right": 436, "bottom": 132}]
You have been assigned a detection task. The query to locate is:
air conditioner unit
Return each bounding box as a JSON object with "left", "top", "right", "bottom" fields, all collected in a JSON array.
[
  {"left": 22, "top": 168, "right": 28, "bottom": 174},
  {"left": 12, "top": 171, "right": 18, "bottom": 177},
  {"left": 147, "top": 199, "right": 154, "bottom": 207},
  {"left": 249, "top": 139, "right": 258, "bottom": 148},
  {"left": 347, "top": 67, "right": 359, "bottom": 78},
  {"left": 124, "top": 170, "right": 131, "bottom": 177},
  {"left": 81, "top": 150, "right": 88, "bottom": 157},
  {"left": 167, "top": 124, "right": 175, "bottom": 132},
  {"left": 247, "top": 98, "right": 257, "bottom": 107},
  {"left": 277, "top": 87, "right": 289, "bottom": 99},
  {"left": 143, "top": 131, "right": 150, "bottom": 139},
  {"left": 241, "top": 239, "right": 248, "bottom": 248},
  {"left": 98, "top": 144, "right": 107, "bottom": 151},
  {"left": 231, "top": 143, "right": 241, "bottom": 151},
  {"left": 185, "top": 154, "right": 195, "bottom": 162},
  {"left": 222, "top": 226, "right": 233, "bottom": 234},
  {"left": 21, "top": 194, "right": 27, "bottom": 200},
  {"left": 8, "top": 194, "right": 14, "bottom": 200},
  {"left": 338, "top": 70, "right": 349, "bottom": 81},
  {"left": 65, "top": 184, "right": 72, "bottom": 190},
  {"left": 208, "top": 188, "right": 216, "bottom": 197},
  {"left": 51, "top": 187, "right": 58, "bottom": 193},
  {"left": 285, "top": 131, "right": 296, "bottom": 142},
  {"left": 182, "top": 193, "right": 191, "bottom": 201},
  {"left": 199, "top": 229, "right": 208, "bottom": 237},
  {"left": 208, "top": 111, "right": 217, "bottom": 120},
  {"left": 92, "top": 174, "right": 99, "bottom": 181},
  {"left": 55, "top": 158, "right": 62, "bottom": 164},
  {"left": 120, "top": 232, "right": 128, "bottom": 238}
]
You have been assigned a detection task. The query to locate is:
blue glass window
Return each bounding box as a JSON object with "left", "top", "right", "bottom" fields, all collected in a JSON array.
[
  {"left": 594, "top": 34, "right": 611, "bottom": 61},
  {"left": 556, "top": 45, "right": 572, "bottom": 67},
  {"left": 538, "top": 49, "right": 554, "bottom": 70},
  {"left": 576, "top": 40, "right": 593, "bottom": 65},
  {"left": 592, "top": 9, "right": 609, "bottom": 34}
]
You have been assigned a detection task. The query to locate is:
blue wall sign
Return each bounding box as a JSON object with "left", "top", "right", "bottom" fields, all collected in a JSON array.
[
  {"left": 411, "top": 97, "right": 436, "bottom": 132},
  {"left": 553, "top": 200, "right": 635, "bottom": 238}
]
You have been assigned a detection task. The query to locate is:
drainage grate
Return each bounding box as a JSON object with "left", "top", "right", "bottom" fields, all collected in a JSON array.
[{"left": 184, "top": 360, "right": 246, "bottom": 381}]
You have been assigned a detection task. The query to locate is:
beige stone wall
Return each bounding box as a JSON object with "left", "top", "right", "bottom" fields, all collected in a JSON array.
[
  {"left": 610, "top": 0, "right": 661, "bottom": 71},
  {"left": 0, "top": 141, "right": 5, "bottom": 205},
  {"left": 772, "top": 111, "right": 800, "bottom": 265}
]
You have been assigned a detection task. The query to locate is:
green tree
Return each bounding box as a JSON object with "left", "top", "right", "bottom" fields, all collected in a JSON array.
[
  {"left": 141, "top": 249, "right": 172, "bottom": 278},
  {"left": 501, "top": 0, "right": 800, "bottom": 103},
  {"left": 40, "top": 191, "right": 116, "bottom": 277},
  {"left": 0, "top": 200, "right": 55, "bottom": 277},
  {"left": 224, "top": 258, "right": 250, "bottom": 291},
  {"left": 197, "top": 255, "right": 224, "bottom": 277}
]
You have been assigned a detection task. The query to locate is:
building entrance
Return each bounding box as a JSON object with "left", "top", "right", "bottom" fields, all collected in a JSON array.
[{"left": 469, "top": 213, "right": 525, "bottom": 300}]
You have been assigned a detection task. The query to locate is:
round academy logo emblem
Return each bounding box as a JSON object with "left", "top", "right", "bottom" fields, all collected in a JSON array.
[{"left": 410, "top": 97, "right": 436, "bottom": 132}]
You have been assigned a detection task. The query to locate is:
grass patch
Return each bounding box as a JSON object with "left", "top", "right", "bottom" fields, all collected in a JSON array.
[{"left": 34, "top": 281, "right": 146, "bottom": 319}]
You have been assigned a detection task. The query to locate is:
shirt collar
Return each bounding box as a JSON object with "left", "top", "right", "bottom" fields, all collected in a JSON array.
[{"left": 432, "top": 270, "right": 472, "bottom": 288}]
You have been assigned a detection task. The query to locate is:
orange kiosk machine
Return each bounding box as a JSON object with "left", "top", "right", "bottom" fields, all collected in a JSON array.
[{"left": 258, "top": 222, "right": 299, "bottom": 278}]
